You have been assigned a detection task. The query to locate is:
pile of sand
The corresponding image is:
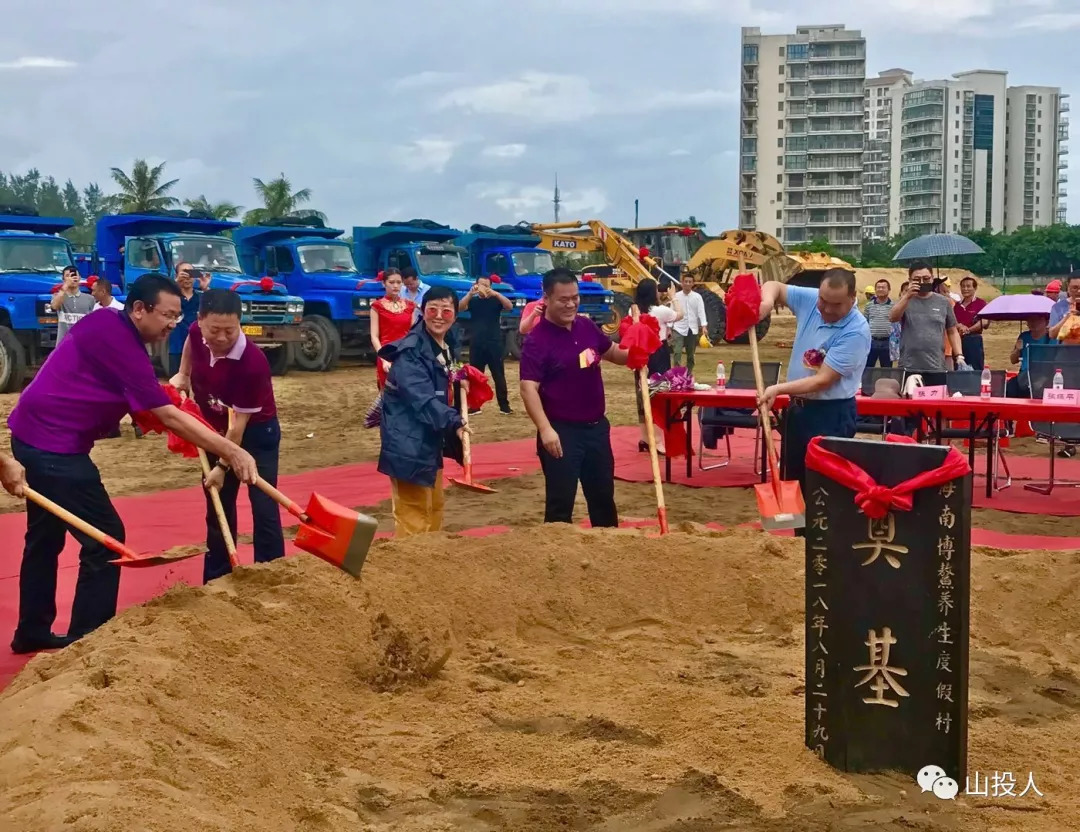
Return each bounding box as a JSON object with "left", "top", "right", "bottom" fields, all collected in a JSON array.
[{"left": 1, "top": 526, "right": 1077, "bottom": 831}]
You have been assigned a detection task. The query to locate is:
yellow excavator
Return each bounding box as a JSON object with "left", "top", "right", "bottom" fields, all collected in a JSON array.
[{"left": 530, "top": 221, "right": 786, "bottom": 343}]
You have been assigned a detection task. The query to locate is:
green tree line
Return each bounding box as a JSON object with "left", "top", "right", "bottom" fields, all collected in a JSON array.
[{"left": 0, "top": 160, "right": 324, "bottom": 248}]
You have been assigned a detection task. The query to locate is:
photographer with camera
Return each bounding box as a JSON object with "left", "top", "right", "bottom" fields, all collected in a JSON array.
[
  {"left": 890, "top": 261, "right": 966, "bottom": 386},
  {"left": 169, "top": 262, "right": 211, "bottom": 376}
]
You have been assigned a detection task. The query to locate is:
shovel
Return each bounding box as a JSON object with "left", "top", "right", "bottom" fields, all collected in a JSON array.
[
  {"left": 252, "top": 478, "right": 376, "bottom": 578},
  {"left": 197, "top": 448, "right": 239, "bottom": 569},
  {"left": 727, "top": 267, "right": 805, "bottom": 531},
  {"left": 447, "top": 382, "right": 496, "bottom": 494},
  {"left": 629, "top": 306, "right": 669, "bottom": 534},
  {"left": 23, "top": 487, "right": 202, "bottom": 568}
]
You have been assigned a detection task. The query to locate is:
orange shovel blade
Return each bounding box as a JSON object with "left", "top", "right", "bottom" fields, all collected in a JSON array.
[
  {"left": 448, "top": 464, "right": 496, "bottom": 494},
  {"left": 753, "top": 478, "right": 806, "bottom": 532},
  {"left": 292, "top": 492, "right": 376, "bottom": 578},
  {"left": 109, "top": 550, "right": 203, "bottom": 568}
]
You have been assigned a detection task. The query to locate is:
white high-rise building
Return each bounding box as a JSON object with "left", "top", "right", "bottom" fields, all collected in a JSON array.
[
  {"left": 1004, "top": 86, "right": 1069, "bottom": 230},
  {"left": 863, "top": 69, "right": 913, "bottom": 240},
  {"left": 888, "top": 71, "right": 1009, "bottom": 237},
  {"left": 739, "top": 24, "right": 867, "bottom": 260}
]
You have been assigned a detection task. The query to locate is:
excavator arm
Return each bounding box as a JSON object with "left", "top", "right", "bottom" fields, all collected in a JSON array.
[{"left": 530, "top": 220, "right": 675, "bottom": 286}]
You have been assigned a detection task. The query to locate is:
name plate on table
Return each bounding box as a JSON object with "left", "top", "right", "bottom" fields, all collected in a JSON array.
[
  {"left": 1042, "top": 388, "right": 1080, "bottom": 406},
  {"left": 913, "top": 385, "right": 948, "bottom": 401}
]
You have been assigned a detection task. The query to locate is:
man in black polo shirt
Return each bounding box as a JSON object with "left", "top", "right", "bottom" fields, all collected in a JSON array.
[{"left": 460, "top": 274, "right": 513, "bottom": 414}]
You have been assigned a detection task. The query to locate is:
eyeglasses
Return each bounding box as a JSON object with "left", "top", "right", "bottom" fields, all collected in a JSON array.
[
  {"left": 423, "top": 306, "right": 455, "bottom": 320},
  {"left": 147, "top": 304, "right": 183, "bottom": 322}
]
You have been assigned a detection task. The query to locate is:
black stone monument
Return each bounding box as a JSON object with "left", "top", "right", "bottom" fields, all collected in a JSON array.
[{"left": 804, "top": 437, "right": 971, "bottom": 784}]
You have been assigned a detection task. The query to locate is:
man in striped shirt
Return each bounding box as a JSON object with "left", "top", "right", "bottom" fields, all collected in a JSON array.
[{"left": 863, "top": 279, "right": 894, "bottom": 368}]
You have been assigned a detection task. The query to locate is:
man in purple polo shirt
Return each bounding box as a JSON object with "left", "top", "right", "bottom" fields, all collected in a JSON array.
[
  {"left": 519, "top": 268, "right": 630, "bottom": 527},
  {"left": 7, "top": 273, "right": 258, "bottom": 655},
  {"left": 170, "top": 289, "right": 285, "bottom": 584}
]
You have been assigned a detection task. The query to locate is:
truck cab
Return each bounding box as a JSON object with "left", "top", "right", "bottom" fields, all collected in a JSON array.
[
  {"left": 0, "top": 210, "right": 88, "bottom": 391},
  {"left": 352, "top": 221, "right": 527, "bottom": 346},
  {"left": 233, "top": 219, "right": 384, "bottom": 371},
  {"left": 94, "top": 212, "right": 305, "bottom": 374},
  {"left": 453, "top": 225, "right": 615, "bottom": 356}
]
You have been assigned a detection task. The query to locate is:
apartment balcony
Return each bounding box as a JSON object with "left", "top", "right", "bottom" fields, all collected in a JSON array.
[
  {"left": 1060, "top": 174, "right": 1069, "bottom": 185},
  {"left": 1061, "top": 143, "right": 1070, "bottom": 155},
  {"left": 742, "top": 67, "right": 758, "bottom": 83},
  {"left": 808, "top": 121, "right": 864, "bottom": 134},
  {"left": 743, "top": 84, "right": 758, "bottom": 102},
  {"left": 1060, "top": 101, "right": 1071, "bottom": 113},
  {"left": 808, "top": 85, "right": 865, "bottom": 99},
  {"left": 1061, "top": 158, "right": 1070, "bottom": 169}
]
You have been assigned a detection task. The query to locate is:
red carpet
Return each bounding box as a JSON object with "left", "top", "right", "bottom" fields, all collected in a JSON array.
[{"left": 2, "top": 426, "right": 1077, "bottom": 691}]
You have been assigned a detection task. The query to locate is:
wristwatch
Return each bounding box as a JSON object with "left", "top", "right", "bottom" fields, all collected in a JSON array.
[{"left": 215, "top": 459, "right": 230, "bottom": 472}]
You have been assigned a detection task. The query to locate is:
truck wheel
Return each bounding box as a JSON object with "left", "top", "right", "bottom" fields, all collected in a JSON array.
[
  {"left": 266, "top": 344, "right": 293, "bottom": 377},
  {"left": 0, "top": 327, "right": 27, "bottom": 393},
  {"left": 505, "top": 329, "right": 522, "bottom": 360},
  {"left": 602, "top": 293, "right": 633, "bottom": 336},
  {"left": 695, "top": 287, "right": 725, "bottom": 345},
  {"left": 295, "top": 314, "right": 342, "bottom": 372}
]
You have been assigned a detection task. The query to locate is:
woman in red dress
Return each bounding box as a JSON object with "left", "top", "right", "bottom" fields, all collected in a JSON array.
[{"left": 370, "top": 268, "right": 416, "bottom": 389}]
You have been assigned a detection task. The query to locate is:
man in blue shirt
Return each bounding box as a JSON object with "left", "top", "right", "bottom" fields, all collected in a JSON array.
[
  {"left": 756, "top": 269, "right": 871, "bottom": 491},
  {"left": 1049, "top": 274, "right": 1080, "bottom": 340},
  {"left": 168, "top": 262, "right": 210, "bottom": 374},
  {"left": 400, "top": 267, "right": 429, "bottom": 323}
]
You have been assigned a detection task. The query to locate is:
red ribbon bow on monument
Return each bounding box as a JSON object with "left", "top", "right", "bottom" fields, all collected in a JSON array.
[{"left": 804, "top": 435, "right": 971, "bottom": 519}]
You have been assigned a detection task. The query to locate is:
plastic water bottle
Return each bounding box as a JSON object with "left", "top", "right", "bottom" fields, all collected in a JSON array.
[
  {"left": 716, "top": 361, "right": 726, "bottom": 390},
  {"left": 980, "top": 366, "right": 992, "bottom": 399},
  {"left": 1053, "top": 368, "right": 1064, "bottom": 390}
]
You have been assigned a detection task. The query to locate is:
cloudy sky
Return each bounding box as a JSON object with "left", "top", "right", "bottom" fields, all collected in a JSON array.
[{"left": 1, "top": 0, "right": 1077, "bottom": 231}]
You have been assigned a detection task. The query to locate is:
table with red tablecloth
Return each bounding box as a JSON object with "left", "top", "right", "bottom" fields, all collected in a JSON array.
[{"left": 651, "top": 390, "right": 1080, "bottom": 498}]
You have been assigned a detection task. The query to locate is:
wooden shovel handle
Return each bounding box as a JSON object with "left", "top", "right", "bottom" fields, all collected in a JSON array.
[
  {"left": 252, "top": 477, "right": 307, "bottom": 522},
  {"left": 630, "top": 306, "right": 668, "bottom": 530},
  {"left": 197, "top": 448, "right": 238, "bottom": 568},
  {"left": 457, "top": 381, "right": 472, "bottom": 468},
  {"left": 24, "top": 487, "right": 140, "bottom": 561},
  {"left": 738, "top": 257, "right": 782, "bottom": 489}
]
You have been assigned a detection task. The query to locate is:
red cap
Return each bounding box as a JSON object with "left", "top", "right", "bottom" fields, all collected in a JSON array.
[{"left": 1046, "top": 280, "right": 1062, "bottom": 292}]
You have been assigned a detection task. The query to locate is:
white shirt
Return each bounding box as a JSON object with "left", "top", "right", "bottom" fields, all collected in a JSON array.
[
  {"left": 672, "top": 290, "right": 708, "bottom": 336},
  {"left": 648, "top": 304, "right": 678, "bottom": 341},
  {"left": 95, "top": 298, "right": 124, "bottom": 311}
]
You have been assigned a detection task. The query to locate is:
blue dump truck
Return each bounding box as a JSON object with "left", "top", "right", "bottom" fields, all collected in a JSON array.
[
  {"left": 0, "top": 208, "right": 85, "bottom": 391},
  {"left": 233, "top": 218, "right": 384, "bottom": 372},
  {"left": 352, "top": 220, "right": 527, "bottom": 349},
  {"left": 453, "top": 223, "right": 615, "bottom": 357},
  {"left": 92, "top": 212, "right": 305, "bottom": 375}
]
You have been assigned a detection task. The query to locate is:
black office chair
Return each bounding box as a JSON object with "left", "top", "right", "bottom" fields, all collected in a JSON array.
[
  {"left": 1025, "top": 345, "right": 1080, "bottom": 495},
  {"left": 855, "top": 367, "right": 907, "bottom": 437},
  {"left": 935, "top": 370, "right": 1012, "bottom": 491},
  {"left": 698, "top": 361, "right": 782, "bottom": 473}
]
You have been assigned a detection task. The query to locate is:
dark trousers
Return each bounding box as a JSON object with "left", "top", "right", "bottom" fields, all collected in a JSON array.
[
  {"left": 12, "top": 438, "right": 124, "bottom": 641},
  {"left": 537, "top": 418, "right": 618, "bottom": 528},
  {"left": 1006, "top": 375, "right": 1031, "bottom": 398},
  {"left": 782, "top": 398, "right": 859, "bottom": 488},
  {"left": 470, "top": 337, "right": 510, "bottom": 411},
  {"left": 867, "top": 337, "right": 892, "bottom": 368},
  {"left": 960, "top": 335, "right": 985, "bottom": 371},
  {"left": 202, "top": 418, "right": 285, "bottom": 583}
]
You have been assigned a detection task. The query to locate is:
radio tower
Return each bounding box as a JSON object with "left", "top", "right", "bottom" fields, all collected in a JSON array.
[{"left": 553, "top": 174, "right": 561, "bottom": 222}]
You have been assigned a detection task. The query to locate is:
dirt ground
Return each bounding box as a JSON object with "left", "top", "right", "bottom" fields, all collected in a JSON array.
[
  {"left": 0, "top": 309, "right": 1053, "bottom": 536},
  {"left": 1, "top": 296, "right": 1078, "bottom": 831},
  {"left": 2, "top": 526, "right": 1076, "bottom": 832}
]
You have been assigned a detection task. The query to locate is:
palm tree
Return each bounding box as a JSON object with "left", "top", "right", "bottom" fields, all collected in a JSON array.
[
  {"left": 184, "top": 195, "right": 243, "bottom": 220},
  {"left": 665, "top": 215, "right": 706, "bottom": 228},
  {"left": 243, "top": 174, "right": 326, "bottom": 225},
  {"left": 108, "top": 159, "right": 179, "bottom": 212}
]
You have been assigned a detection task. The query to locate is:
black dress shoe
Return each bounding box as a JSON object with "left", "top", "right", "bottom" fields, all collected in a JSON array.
[
  {"left": 10, "top": 632, "right": 75, "bottom": 654},
  {"left": 638, "top": 441, "right": 665, "bottom": 456}
]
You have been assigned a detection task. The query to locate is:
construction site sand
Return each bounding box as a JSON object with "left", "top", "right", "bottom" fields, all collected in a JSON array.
[{"left": 2, "top": 526, "right": 1078, "bottom": 831}]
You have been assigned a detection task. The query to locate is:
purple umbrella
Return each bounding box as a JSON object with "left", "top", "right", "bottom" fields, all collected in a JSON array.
[{"left": 976, "top": 294, "right": 1055, "bottom": 321}]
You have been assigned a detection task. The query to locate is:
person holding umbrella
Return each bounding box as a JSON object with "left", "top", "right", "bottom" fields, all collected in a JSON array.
[{"left": 890, "top": 262, "right": 967, "bottom": 385}]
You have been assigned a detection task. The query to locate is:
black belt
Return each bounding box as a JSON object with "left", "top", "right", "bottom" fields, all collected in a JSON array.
[{"left": 790, "top": 396, "right": 856, "bottom": 408}]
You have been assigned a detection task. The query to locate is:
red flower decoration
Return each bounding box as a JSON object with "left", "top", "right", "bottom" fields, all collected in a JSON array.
[
  {"left": 724, "top": 273, "right": 761, "bottom": 342},
  {"left": 803, "top": 348, "right": 825, "bottom": 369},
  {"left": 451, "top": 364, "right": 494, "bottom": 410},
  {"left": 618, "top": 314, "right": 661, "bottom": 371},
  {"left": 259, "top": 276, "right": 275, "bottom": 291},
  {"left": 132, "top": 385, "right": 217, "bottom": 458}
]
